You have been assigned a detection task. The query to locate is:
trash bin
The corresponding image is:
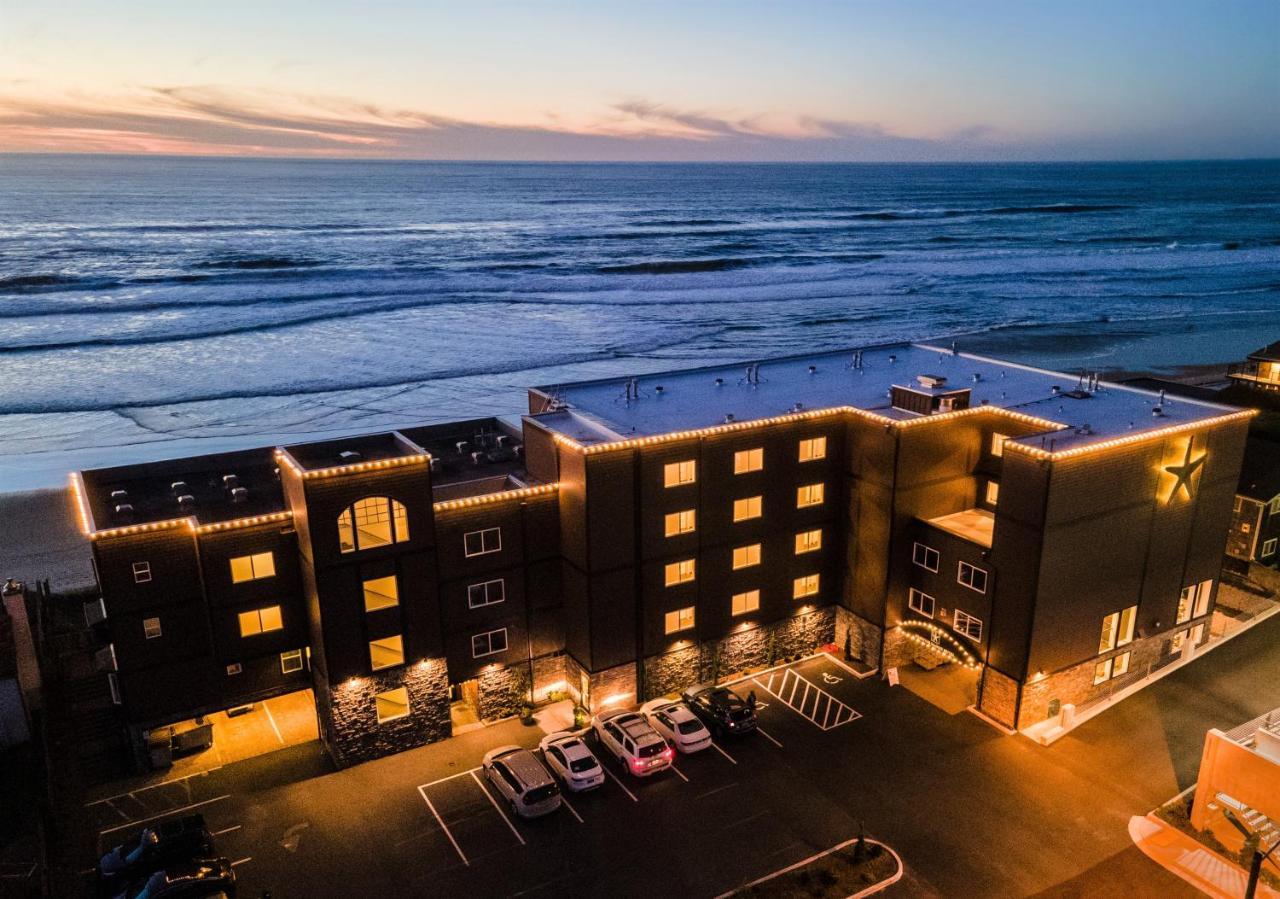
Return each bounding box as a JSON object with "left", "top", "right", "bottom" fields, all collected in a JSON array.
[{"left": 148, "top": 727, "right": 173, "bottom": 769}]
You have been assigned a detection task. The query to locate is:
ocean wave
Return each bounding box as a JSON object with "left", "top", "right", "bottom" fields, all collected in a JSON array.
[
  {"left": 597, "top": 258, "right": 757, "bottom": 274},
  {"left": 195, "top": 256, "right": 323, "bottom": 270},
  {"left": 0, "top": 273, "right": 93, "bottom": 292}
]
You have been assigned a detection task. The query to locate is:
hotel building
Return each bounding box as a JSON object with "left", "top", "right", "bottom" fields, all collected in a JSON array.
[{"left": 72, "top": 344, "right": 1252, "bottom": 767}]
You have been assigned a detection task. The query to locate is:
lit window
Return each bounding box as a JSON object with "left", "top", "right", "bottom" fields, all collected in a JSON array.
[
  {"left": 663, "top": 460, "right": 697, "bottom": 488},
  {"left": 1117, "top": 604, "right": 1137, "bottom": 646},
  {"left": 732, "top": 543, "right": 761, "bottom": 570},
  {"left": 467, "top": 578, "right": 506, "bottom": 608},
  {"left": 664, "top": 559, "right": 696, "bottom": 586},
  {"left": 1094, "top": 651, "right": 1131, "bottom": 685},
  {"left": 985, "top": 481, "right": 1000, "bottom": 506},
  {"left": 463, "top": 527, "right": 502, "bottom": 557},
  {"left": 957, "top": 561, "right": 987, "bottom": 593},
  {"left": 280, "top": 648, "right": 304, "bottom": 674},
  {"left": 953, "top": 610, "right": 983, "bottom": 642},
  {"left": 908, "top": 588, "right": 935, "bottom": 618},
  {"left": 230, "top": 551, "right": 275, "bottom": 584},
  {"left": 375, "top": 687, "right": 410, "bottom": 724},
  {"left": 472, "top": 628, "right": 508, "bottom": 658},
  {"left": 664, "top": 606, "right": 695, "bottom": 634},
  {"left": 734, "top": 448, "right": 764, "bottom": 474},
  {"left": 338, "top": 497, "right": 409, "bottom": 553},
  {"left": 1271, "top": 497, "right": 1280, "bottom": 515},
  {"left": 363, "top": 575, "right": 399, "bottom": 612},
  {"left": 793, "top": 574, "right": 820, "bottom": 598},
  {"left": 1189, "top": 622, "right": 1205, "bottom": 646},
  {"left": 733, "top": 495, "right": 763, "bottom": 522},
  {"left": 1176, "top": 586, "right": 1194, "bottom": 624},
  {"left": 1194, "top": 579, "right": 1213, "bottom": 616},
  {"left": 239, "top": 605, "right": 283, "bottom": 637},
  {"left": 664, "top": 509, "right": 696, "bottom": 537},
  {"left": 732, "top": 589, "right": 760, "bottom": 616},
  {"left": 796, "top": 483, "right": 825, "bottom": 508},
  {"left": 132, "top": 561, "right": 152, "bottom": 584},
  {"left": 795, "top": 529, "right": 822, "bottom": 554},
  {"left": 1112, "top": 651, "right": 1131, "bottom": 677},
  {"left": 142, "top": 617, "right": 162, "bottom": 639},
  {"left": 799, "top": 437, "right": 827, "bottom": 462},
  {"left": 991, "top": 433, "right": 1008, "bottom": 457},
  {"left": 1099, "top": 612, "right": 1118, "bottom": 653},
  {"left": 912, "top": 543, "right": 939, "bottom": 572},
  {"left": 370, "top": 635, "right": 405, "bottom": 670},
  {"left": 1263, "top": 538, "right": 1278, "bottom": 558}
]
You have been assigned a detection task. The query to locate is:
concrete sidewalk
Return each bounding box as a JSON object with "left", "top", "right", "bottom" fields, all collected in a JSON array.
[{"left": 1131, "top": 814, "right": 1280, "bottom": 899}]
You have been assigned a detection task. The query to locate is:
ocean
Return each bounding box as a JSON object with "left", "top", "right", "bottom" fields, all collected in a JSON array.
[{"left": 1, "top": 156, "right": 1278, "bottom": 490}]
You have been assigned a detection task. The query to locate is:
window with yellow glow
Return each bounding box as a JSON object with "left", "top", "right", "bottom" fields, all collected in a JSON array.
[
  {"left": 663, "top": 460, "right": 697, "bottom": 488},
  {"left": 375, "top": 686, "right": 410, "bottom": 724},
  {"left": 793, "top": 574, "right": 820, "bottom": 598},
  {"left": 239, "top": 605, "right": 283, "bottom": 637},
  {"left": 732, "top": 589, "right": 760, "bottom": 616},
  {"left": 797, "top": 483, "right": 825, "bottom": 508},
  {"left": 230, "top": 551, "right": 276, "bottom": 584},
  {"left": 795, "top": 529, "right": 822, "bottom": 554},
  {"left": 664, "top": 559, "right": 696, "bottom": 586},
  {"left": 985, "top": 481, "right": 1000, "bottom": 505},
  {"left": 1117, "top": 604, "right": 1136, "bottom": 646},
  {"left": 799, "top": 437, "right": 827, "bottom": 462},
  {"left": 990, "top": 433, "right": 1008, "bottom": 457},
  {"left": 369, "top": 635, "right": 405, "bottom": 670},
  {"left": 733, "top": 496, "right": 763, "bottom": 522},
  {"left": 1194, "top": 579, "right": 1213, "bottom": 616},
  {"left": 338, "top": 497, "right": 409, "bottom": 553},
  {"left": 664, "top": 509, "right": 696, "bottom": 537},
  {"left": 734, "top": 448, "right": 764, "bottom": 474},
  {"left": 664, "top": 606, "right": 695, "bottom": 634},
  {"left": 363, "top": 575, "right": 399, "bottom": 612},
  {"left": 732, "top": 543, "right": 761, "bottom": 570},
  {"left": 1176, "top": 586, "right": 1194, "bottom": 624}
]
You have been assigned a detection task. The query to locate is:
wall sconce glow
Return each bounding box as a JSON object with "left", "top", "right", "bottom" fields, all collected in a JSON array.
[
  {"left": 599, "top": 692, "right": 633, "bottom": 708},
  {"left": 895, "top": 621, "right": 982, "bottom": 670}
]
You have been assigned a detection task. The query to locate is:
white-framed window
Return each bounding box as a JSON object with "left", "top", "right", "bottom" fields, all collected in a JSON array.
[
  {"left": 230, "top": 551, "right": 275, "bottom": 584},
  {"left": 132, "top": 561, "right": 152, "bottom": 584},
  {"left": 280, "top": 648, "right": 304, "bottom": 674},
  {"left": 375, "top": 686, "right": 410, "bottom": 724},
  {"left": 731, "top": 589, "right": 760, "bottom": 616},
  {"left": 226, "top": 663, "right": 243, "bottom": 675},
  {"left": 463, "top": 527, "right": 502, "bottom": 557},
  {"left": 1094, "top": 651, "right": 1131, "bottom": 685},
  {"left": 990, "top": 433, "right": 1008, "bottom": 457},
  {"left": 471, "top": 627, "right": 508, "bottom": 658},
  {"left": 239, "top": 605, "right": 283, "bottom": 637},
  {"left": 793, "top": 573, "right": 820, "bottom": 599},
  {"left": 664, "top": 509, "right": 696, "bottom": 537},
  {"left": 985, "top": 481, "right": 1000, "bottom": 506},
  {"left": 664, "top": 606, "right": 695, "bottom": 634},
  {"left": 370, "top": 635, "right": 405, "bottom": 670},
  {"left": 799, "top": 436, "right": 827, "bottom": 462},
  {"left": 1117, "top": 604, "right": 1136, "bottom": 646},
  {"left": 732, "top": 543, "right": 761, "bottom": 570},
  {"left": 467, "top": 578, "right": 506, "bottom": 608},
  {"left": 733, "top": 495, "right": 763, "bottom": 522},
  {"left": 1194, "top": 579, "right": 1213, "bottom": 617},
  {"left": 1262, "top": 538, "right": 1278, "bottom": 558},
  {"left": 795, "top": 529, "right": 822, "bottom": 554},
  {"left": 664, "top": 559, "right": 696, "bottom": 586},
  {"left": 908, "top": 588, "right": 935, "bottom": 618},
  {"left": 912, "top": 543, "right": 939, "bottom": 572},
  {"left": 1176, "top": 585, "right": 1194, "bottom": 624},
  {"left": 953, "top": 610, "right": 983, "bottom": 642},
  {"left": 142, "top": 616, "right": 162, "bottom": 639},
  {"left": 734, "top": 448, "right": 764, "bottom": 474},
  {"left": 363, "top": 575, "right": 399, "bottom": 612},
  {"left": 1189, "top": 622, "right": 1206, "bottom": 646},
  {"left": 1098, "top": 604, "right": 1136, "bottom": 653},
  {"left": 957, "top": 561, "right": 987, "bottom": 594},
  {"left": 796, "top": 483, "right": 825, "bottom": 508},
  {"left": 663, "top": 460, "right": 697, "bottom": 488},
  {"left": 338, "top": 496, "right": 409, "bottom": 553},
  {"left": 1270, "top": 496, "right": 1280, "bottom": 516}
]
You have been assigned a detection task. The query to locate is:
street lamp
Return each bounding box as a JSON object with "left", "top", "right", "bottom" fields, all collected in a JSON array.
[{"left": 1219, "top": 803, "right": 1280, "bottom": 899}]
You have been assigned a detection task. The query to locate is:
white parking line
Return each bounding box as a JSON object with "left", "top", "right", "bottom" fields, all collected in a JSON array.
[
  {"left": 559, "top": 792, "right": 584, "bottom": 824},
  {"left": 756, "top": 727, "right": 783, "bottom": 749},
  {"left": 230, "top": 857, "right": 252, "bottom": 867},
  {"left": 262, "top": 700, "right": 285, "bottom": 745},
  {"left": 669, "top": 762, "right": 689, "bottom": 783},
  {"left": 418, "top": 766, "right": 482, "bottom": 790},
  {"left": 103, "top": 799, "right": 130, "bottom": 821},
  {"left": 212, "top": 825, "right": 241, "bottom": 836},
  {"left": 754, "top": 669, "right": 861, "bottom": 731},
  {"left": 601, "top": 765, "right": 639, "bottom": 803},
  {"left": 416, "top": 784, "right": 468, "bottom": 867},
  {"left": 98, "top": 795, "right": 231, "bottom": 836},
  {"left": 470, "top": 769, "right": 526, "bottom": 846},
  {"left": 85, "top": 768, "right": 222, "bottom": 807},
  {"left": 710, "top": 742, "right": 738, "bottom": 765}
]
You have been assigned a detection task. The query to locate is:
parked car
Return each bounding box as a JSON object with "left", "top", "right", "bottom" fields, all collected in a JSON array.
[
  {"left": 592, "top": 710, "right": 673, "bottom": 776},
  {"left": 538, "top": 732, "right": 605, "bottom": 791},
  {"left": 482, "top": 745, "right": 562, "bottom": 818},
  {"left": 98, "top": 815, "right": 214, "bottom": 887},
  {"left": 113, "top": 857, "right": 235, "bottom": 899},
  {"left": 640, "top": 699, "right": 713, "bottom": 753},
  {"left": 683, "top": 684, "right": 758, "bottom": 737}
]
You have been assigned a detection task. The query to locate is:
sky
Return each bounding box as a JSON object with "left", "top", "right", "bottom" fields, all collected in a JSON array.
[{"left": 1, "top": 0, "right": 1277, "bottom": 161}]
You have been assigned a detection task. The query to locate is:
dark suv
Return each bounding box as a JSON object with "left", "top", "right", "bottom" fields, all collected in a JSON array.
[
  {"left": 98, "top": 814, "right": 214, "bottom": 889},
  {"left": 682, "top": 685, "right": 758, "bottom": 737}
]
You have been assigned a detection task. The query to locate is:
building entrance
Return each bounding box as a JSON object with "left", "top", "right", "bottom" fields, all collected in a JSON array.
[{"left": 450, "top": 679, "right": 481, "bottom": 734}]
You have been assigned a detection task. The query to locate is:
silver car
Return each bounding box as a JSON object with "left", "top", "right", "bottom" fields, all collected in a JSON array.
[{"left": 482, "top": 745, "right": 562, "bottom": 818}]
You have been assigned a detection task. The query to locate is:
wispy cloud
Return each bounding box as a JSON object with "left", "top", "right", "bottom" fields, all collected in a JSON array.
[{"left": 0, "top": 85, "right": 1014, "bottom": 160}]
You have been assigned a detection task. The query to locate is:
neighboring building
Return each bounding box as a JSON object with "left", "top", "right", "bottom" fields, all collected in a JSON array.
[
  {"left": 1227, "top": 438, "right": 1280, "bottom": 566},
  {"left": 1228, "top": 340, "right": 1280, "bottom": 396},
  {"left": 73, "top": 344, "right": 1254, "bottom": 767}
]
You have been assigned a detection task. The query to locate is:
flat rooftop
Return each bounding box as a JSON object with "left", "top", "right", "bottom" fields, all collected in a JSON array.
[
  {"left": 928, "top": 508, "right": 996, "bottom": 549},
  {"left": 533, "top": 343, "right": 1244, "bottom": 454},
  {"left": 281, "top": 432, "right": 426, "bottom": 473}
]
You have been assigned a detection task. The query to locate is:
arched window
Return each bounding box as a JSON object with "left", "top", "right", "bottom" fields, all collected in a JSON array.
[{"left": 338, "top": 497, "right": 409, "bottom": 553}]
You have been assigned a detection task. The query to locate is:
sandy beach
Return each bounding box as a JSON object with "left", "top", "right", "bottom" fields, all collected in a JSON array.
[{"left": 0, "top": 487, "right": 93, "bottom": 592}]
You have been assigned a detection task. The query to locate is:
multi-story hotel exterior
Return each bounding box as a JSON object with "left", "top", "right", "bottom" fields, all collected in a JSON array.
[{"left": 71, "top": 344, "right": 1253, "bottom": 767}]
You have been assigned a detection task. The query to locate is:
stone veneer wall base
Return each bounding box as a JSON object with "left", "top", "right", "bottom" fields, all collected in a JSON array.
[{"left": 321, "top": 658, "right": 450, "bottom": 767}]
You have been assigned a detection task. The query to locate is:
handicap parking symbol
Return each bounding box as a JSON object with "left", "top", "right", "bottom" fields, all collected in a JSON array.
[{"left": 821, "top": 672, "right": 842, "bottom": 684}]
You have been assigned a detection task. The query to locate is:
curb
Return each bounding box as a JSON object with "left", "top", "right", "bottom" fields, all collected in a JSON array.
[{"left": 716, "top": 836, "right": 904, "bottom": 898}]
